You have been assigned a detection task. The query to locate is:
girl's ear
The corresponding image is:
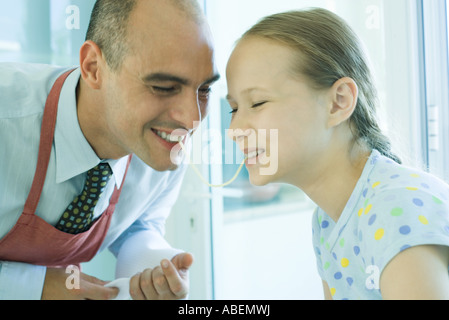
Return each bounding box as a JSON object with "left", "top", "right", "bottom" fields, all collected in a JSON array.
[{"left": 327, "top": 77, "right": 358, "bottom": 128}]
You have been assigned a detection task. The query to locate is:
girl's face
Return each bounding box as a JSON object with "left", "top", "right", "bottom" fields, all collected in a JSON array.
[{"left": 226, "top": 37, "right": 333, "bottom": 187}]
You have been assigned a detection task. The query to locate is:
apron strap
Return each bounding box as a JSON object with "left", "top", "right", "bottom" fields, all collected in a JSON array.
[{"left": 23, "top": 70, "right": 75, "bottom": 215}]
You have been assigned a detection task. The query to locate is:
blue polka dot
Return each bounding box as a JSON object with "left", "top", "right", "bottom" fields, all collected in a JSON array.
[
  {"left": 332, "top": 252, "right": 338, "bottom": 260},
  {"left": 421, "top": 183, "right": 430, "bottom": 189},
  {"left": 346, "top": 277, "right": 354, "bottom": 286},
  {"left": 390, "top": 174, "right": 400, "bottom": 179},
  {"left": 413, "top": 198, "right": 424, "bottom": 207},
  {"left": 368, "top": 214, "right": 377, "bottom": 226},
  {"left": 399, "top": 225, "right": 411, "bottom": 235},
  {"left": 353, "top": 246, "right": 360, "bottom": 256},
  {"left": 321, "top": 220, "right": 330, "bottom": 229},
  {"left": 334, "top": 272, "right": 342, "bottom": 280},
  {"left": 362, "top": 188, "right": 368, "bottom": 197},
  {"left": 400, "top": 244, "right": 411, "bottom": 252}
]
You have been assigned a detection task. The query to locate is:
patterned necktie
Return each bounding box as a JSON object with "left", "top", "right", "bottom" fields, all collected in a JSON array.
[{"left": 56, "top": 163, "right": 113, "bottom": 234}]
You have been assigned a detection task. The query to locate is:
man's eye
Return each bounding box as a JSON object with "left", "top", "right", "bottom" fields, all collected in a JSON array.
[
  {"left": 152, "top": 86, "right": 176, "bottom": 93},
  {"left": 199, "top": 87, "right": 212, "bottom": 98}
]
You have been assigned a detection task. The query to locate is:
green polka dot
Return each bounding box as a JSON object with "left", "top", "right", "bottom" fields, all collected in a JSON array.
[
  {"left": 339, "top": 238, "right": 345, "bottom": 248},
  {"left": 90, "top": 188, "right": 98, "bottom": 193},
  {"left": 364, "top": 198, "right": 370, "bottom": 207},
  {"left": 324, "top": 262, "right": 331, "bottom": 270},
  {"left": 63, "top": 212, "right": 69, "bottom": 219},
  {"left": 390, "top": 207, "right": 403, "bottom": 217},
  {"left": 433, "top": 196, "right": 443, "bottom": 205}
]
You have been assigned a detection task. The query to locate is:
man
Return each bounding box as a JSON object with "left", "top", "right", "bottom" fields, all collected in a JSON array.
[{"left": 0, "top": 0, "right": 219, "bottom": 300}]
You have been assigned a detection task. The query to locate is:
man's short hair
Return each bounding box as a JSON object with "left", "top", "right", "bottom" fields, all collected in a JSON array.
[
  {"left": 85, "top": 0, "right": 205, "bottom": 72},
  {"left": 85, "top": 0, "right": 137, "bottom": 71}
]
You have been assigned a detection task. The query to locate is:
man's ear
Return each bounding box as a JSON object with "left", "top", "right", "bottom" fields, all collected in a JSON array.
[
  {"left": 327, "top": 77, "right": 358, "bottom": 128},
  {"left": 79, "top": 40, "right": 105, "bottom": 90}
]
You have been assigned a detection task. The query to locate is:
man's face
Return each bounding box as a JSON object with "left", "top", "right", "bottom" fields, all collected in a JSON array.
[{"left": 101, "top": 0, "right": 218, "bottom": 171}]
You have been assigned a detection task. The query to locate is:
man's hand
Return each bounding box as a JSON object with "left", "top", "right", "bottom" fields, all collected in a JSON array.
[
  {"left": 41, "top": 268, "right": 119, "bottom": 300},
  {"left": 129, "top": 252, "right": 194, "bottom": 300}
]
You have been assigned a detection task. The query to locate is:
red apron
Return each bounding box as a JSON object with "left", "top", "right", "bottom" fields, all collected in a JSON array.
[{"left": 0, "top": 69, "right": 132, "bottom": 268}]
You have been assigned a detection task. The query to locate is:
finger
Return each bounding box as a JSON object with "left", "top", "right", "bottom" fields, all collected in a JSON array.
[
  {"left": 129, "top": 273, "right": 146, "bottom": 300},
  {"left": 151, "top": 266, "right": 171, "bottom": 296},
  {"left": 171, "top": 253, "right": 194, "bottom": 271},
  {"left": 81, "top": 273, "right": 109, "bottom": 286},
  {"left": 82, "top": 280, "right": 119, "bottom": 300},
  {"left": 161, "top": 259, "right": 188, "bottom": 298}
]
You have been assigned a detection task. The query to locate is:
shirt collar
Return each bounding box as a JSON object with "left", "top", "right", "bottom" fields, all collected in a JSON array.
[{"left": 54, "top": 67, "right": 128, "bottom": 188}]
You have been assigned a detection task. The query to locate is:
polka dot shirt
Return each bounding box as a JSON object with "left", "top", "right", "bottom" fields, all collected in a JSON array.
[{"left": 312, "top": 150, "right": 449, "bottom": 300}]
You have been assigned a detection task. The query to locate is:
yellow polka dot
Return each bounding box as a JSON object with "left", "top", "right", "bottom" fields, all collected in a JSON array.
[
  {"left": 66, "top": 222, "right": 72, "bottom": 228},
  {"left": 419, "top": 215, "right": 429, "bottom": 225},
  {"left": 90, "top": 188, "right": 98, "bottom": 193},
  {"left": 372, "top": 181, "right": 381, "bottom": 188},
  {"left": 83, "top": 205, "right": 89, "bottom": 211},
  {"left": 374, "top": 228, "right": 385, "bottom": 240},
  {"left": 73, "top": 208, "right": 79, "bottom": 214},
  {"left": 365, "top": 204, "right": 373, "bottom": 215},
  {"left": 92, "top": 177, "right": 99, "bottom": 182},
  {"left": 76, "top": 218, "right": 82, "bottom": 223},
  {"left": 341, "top": 258, "right": 349, "bottom": 268},
  {"left": 411, "top": 173, "right": 420, "bottom": 178},
  {"left": 406, "top": 187, "right": 418, "bottom": 191},
  {"left": 358, "top": 208, "right": 364, "bottom": 217},
  {"left": 102, "top": 171, "right": 109, "bottom": 175},
  {"left": 330, "top": 288, "right": 336, "bottom": 296}
]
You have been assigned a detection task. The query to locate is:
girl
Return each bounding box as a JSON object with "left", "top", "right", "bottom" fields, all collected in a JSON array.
[{"left": 225, "top": 8, "right": 449, "bottom": 300}]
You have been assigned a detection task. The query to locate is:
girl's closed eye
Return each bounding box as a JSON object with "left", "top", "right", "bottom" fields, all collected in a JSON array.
[{"left": 252, "top": 101, "right": 267, "bottom": 108}]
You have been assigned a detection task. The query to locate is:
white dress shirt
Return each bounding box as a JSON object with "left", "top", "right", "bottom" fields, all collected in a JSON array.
[{"left": 0, "top": 62, "right": 187, "bottom": 299}]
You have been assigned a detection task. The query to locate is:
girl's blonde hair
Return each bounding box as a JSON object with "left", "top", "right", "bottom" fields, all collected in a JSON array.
[{"left": 240, "top": 8, "right": 401, "bottom": 164}]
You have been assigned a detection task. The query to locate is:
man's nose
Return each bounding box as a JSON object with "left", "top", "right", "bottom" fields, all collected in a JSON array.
[{"left": 169, "top": 91, "right": 202, "bottom": 131}]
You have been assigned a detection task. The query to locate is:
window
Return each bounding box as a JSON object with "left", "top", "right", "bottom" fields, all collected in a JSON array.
[
  {"left": 0, "top": 0, "right": 95, "bottom": 66},
  {"left": 422, "top": 0, "right": 449, "bottom": 180}
]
